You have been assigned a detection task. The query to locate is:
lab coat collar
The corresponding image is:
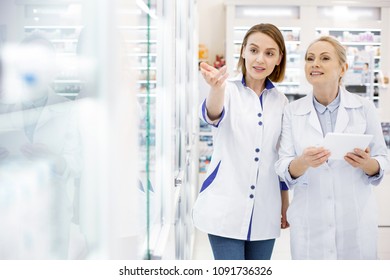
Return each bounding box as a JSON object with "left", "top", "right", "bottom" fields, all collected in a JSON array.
[
  {"left": 229, "top": 73, "right": 275, "bottom": 90},
  {"left": 293, "top": 87, "right": 364, "bottom": 135},
  {"left": 334, "top": 87, "right": 363, "bottom": 133},
  {"left": 339, "top": 87, "right": 364, "bottom": 109},
  {"left": 293, "top": 92, "right": 314, "bottom": 116},
  {"left": 294, "top": 87, "right": 362, "bottom": 116}
]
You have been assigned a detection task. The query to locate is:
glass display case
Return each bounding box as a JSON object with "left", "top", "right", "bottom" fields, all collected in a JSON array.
[
  {"left": 0, "top": 0, "right": 198, "bottom": 260},
  {"left": 118, "top": 0, "right": 199, "bottom": 260}
]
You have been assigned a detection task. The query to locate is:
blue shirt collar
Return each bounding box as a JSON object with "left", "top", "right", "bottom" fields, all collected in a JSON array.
[{"left": 313, "top": 90, "right": 341, "bottom": 114}]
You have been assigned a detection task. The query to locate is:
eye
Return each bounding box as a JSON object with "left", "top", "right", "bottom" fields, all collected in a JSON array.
[
  {"left": 321, "top": 56, "right": 330, "bottom": 61},
  {"left": 250, "top": 48, "right": 257, "bottom": 54},
  {"left": 266, "top": 51, "right": 275, "bottom": 57},
  {"left": 306, "top": 56, "right": 314, "bottom": 61}
]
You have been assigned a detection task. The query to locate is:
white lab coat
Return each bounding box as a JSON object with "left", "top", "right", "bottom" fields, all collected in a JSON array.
[
  {"left": 0, "top": 91, "right": 82, "bottom": 258},
  {"left": 275, "top": 87, "right": 390, "bottom": 259},
  {"left": 192, "top": 74, "right": 289, "bottom": 241},
  {"left": 0, "top": 91, "right": 82, "bottom": 182}
]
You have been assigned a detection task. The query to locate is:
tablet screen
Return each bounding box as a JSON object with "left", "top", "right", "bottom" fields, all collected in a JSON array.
[{"left": 323, "top": 133, "right": 373, "bottom": 160}]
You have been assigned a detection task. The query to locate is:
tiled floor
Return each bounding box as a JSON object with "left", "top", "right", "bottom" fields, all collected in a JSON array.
[{"left": 192, "top": 227, "right": 390, "bottom": 260}]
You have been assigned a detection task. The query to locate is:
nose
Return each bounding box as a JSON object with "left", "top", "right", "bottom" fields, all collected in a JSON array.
[
  {"left": 255, "top": 52, "right": 264, "bottom": 62},
  {"left": 311, "top": 57, "right": 320, "bottom": 67}
]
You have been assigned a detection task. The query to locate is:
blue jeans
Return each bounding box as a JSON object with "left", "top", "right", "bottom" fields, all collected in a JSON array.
[{"left": 208, "top": 234, "right": 275, "bottom": 260}]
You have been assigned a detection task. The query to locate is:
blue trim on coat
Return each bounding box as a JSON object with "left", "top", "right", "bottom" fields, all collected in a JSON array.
[
  {"left": 265, "top": 78, "right": 275, "bottom": 90},
  {"left": 201, "top": 99, "right": 225, "bottom": 128},
  {"left": 260, "top": 93, "right": 263, "bottom": 109},
  {"left": 200, "top": 160, "right": 221, "bottom": 193},
  {"left": 241, "top": 76, "right": 275, "bottom": 90},
  {"left": 241, "top": 75, "right": 247, "bottom": 87},
  {"left": 247, "top": 205, "right": 255, "bottom": 241},
  {"left": 201, "top": 98, "right": 208, "bottom": 122},
  {"left": 279, "top": 181, "right": 289, "bottom": 191}
]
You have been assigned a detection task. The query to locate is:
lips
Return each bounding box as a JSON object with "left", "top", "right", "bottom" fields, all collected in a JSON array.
[
  {"left": 253, "top": 66, "right": 265, "bottom": 71},
  {"left": 310, "top": 71, "right": 323, "bottom": 76}
]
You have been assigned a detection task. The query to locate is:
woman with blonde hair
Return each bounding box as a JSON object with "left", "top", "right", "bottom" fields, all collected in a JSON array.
[{"left": 276, "top": 36, "right": 390, "bottom": 259}]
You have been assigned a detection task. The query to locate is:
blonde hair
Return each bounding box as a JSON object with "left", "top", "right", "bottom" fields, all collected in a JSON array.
[
  {"left": 236, "top": 23, "right": 286, "bottom": 83},
  {"left": 305, "top": 36, "right": 348, "bottom": 83},
  {"left": 305, "top": 36, "right": 347, "bottom": 66}
]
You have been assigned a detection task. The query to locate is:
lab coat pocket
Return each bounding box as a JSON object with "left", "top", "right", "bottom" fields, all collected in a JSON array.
[{"left": 199, "top": 160, "right": 221, "bottom": 193}]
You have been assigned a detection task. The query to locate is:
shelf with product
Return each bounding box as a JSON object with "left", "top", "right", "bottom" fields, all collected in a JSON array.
[
  {"left": 119, "top": 15, "right": 166, "bottom": 256},
  {"left": 120, "top": 24, "right": 158, "bottom": 173},
  {"left": 382, "top": 122, "right": 390, "bottom": 150},
  {"left": 316, "top": 28, "right": 383, "bottom": 107},
  {"left": 197, "top": 67, "right": 213, "bottom": 173},
  {"left": 120, "top": 25, "right": 158, "bottom": 89},
  {"left": 224, "top": 3, "right": 390, "bottom": 107},
  {"left": 24, "top": 26, "right": 82, "bottom": 53},
  {"left": 198, "top": 120, "right": 213, "bottom": 173},
  {"left": 117, "top": 3, "right": 163, "bottom": 258},
  {"left": 136, "top": 80, "right": 157, "bottom": 174},
  {"left": 276, "top": 28, "right": 302, "bottom": 100},
  {"left": 123, "top": 1, "right": 199, "bottom": 259}
]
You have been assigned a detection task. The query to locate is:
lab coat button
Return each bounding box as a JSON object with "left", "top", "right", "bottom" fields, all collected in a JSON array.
[
  {"left": 257, "top": 113, "right": 262, "bottom": 117},
  {"left": 255, "top": 148, "right": 260, "bottom": 153},
  {"left": 254, "top": 157, "right": 259, "bottom": 162},
  {"left": 258, "top": 121, "right": 263, "bottom": 126},
  {"left": 249, "top": 194, "right": 254, "bottom": 199},
  {"left": 250, "top": 185, "right": 255, "bottom": 190}
]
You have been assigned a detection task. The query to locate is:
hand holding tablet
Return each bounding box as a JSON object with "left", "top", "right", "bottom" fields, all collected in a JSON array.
[{"left": 323, "top": 133, "right": 373, "bottom": 160}]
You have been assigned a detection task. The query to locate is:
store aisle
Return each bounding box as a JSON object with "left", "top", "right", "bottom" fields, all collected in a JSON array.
[{"left": 192, "top": 227, "right": 390, "bottom": 260}]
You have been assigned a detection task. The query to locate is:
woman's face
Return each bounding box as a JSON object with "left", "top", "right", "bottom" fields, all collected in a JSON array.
[
  {"left": 242, "top": 32, "right": 282, "bottom": 84},
  {"left": 305, "top": 41, "right": 346, "bottom": 87}
]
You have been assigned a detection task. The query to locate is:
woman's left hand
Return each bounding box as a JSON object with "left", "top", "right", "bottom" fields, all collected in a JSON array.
[{"left": 344, "top": 147, "right": 380, "bottom": 176}]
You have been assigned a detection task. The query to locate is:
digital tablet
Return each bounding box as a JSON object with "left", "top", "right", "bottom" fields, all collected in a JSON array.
[{"left": 323, "top": 133, "right": 373, "bottom": 160}]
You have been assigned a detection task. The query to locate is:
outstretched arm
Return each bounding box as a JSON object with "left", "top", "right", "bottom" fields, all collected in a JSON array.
[{"left": 200, "top": 62, "right": 229, "bottom": 121}]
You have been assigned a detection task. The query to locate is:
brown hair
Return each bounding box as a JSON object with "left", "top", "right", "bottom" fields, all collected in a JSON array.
[{"left": 236, "top": 23, "right": 286, "bottom": 83}]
